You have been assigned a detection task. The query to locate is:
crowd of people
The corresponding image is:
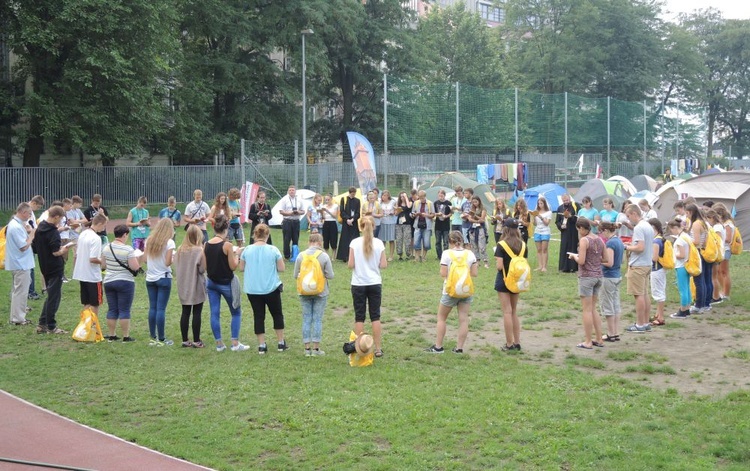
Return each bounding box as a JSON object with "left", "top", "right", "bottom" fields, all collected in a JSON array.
[{"left": 3, "top": 184, "right": 740, "bottom": 356}]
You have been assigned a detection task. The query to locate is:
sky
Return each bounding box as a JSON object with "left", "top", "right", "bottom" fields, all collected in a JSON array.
[{"left": 662, "top": 0, "right": 750, "bottom": 21}]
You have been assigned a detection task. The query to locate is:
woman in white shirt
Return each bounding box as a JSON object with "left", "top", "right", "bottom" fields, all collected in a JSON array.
[
  {"left": 144, "top": 218, "right": 176, "bottom": 346},
  {"left": 379, "top": 190, "right": 397, "bottom": 261},
  {"left": 533, "top": 197, "right": 553, "bottom": 272},
  {"left": 348, "top": 216, "right": 387, "bottom": 357}
]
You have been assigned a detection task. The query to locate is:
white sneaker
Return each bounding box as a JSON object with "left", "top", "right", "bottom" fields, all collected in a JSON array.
[
  {"left": 216, "top": 344, "right": 227, "bottom": 352},
  {"left": 230, "top": 343, "right": 250, "bottom": 352},
  {"left": 311, "top": 349, "right": 325, "bottom": 356}
]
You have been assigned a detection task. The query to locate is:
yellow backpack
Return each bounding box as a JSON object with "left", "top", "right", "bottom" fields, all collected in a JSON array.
[
  {"left": 681, "top": 234, "right": 702, "bottom": 277},
  {"left": 445, "top": 251, "right": 474, "bottom": 298},
  {"left": 296, "top": 250, "right": 326, "bottom": 296},
  {"left": 657, "top": 235, "right": 674, "bottom": 270},
  {"left": 730, "top": 226, "right": 743, "bottom": 255},
  {"left": 499, "top": 241, "right": 531, "bottom": 293},
  {"left": 701, "top": 226, "right": 723, "bottom": 263},
  {"left": 0, "top": 225, "right": 7, "bottom": 270}
]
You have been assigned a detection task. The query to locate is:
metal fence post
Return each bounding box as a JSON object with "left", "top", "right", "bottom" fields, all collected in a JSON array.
[
  {"left": 607, "top": 97, "right": 611, "bottom": 177},
  {"left": 564, "top": 92, "right": 568, "bottom": 191},
  {"left": 455, "top": 81, "right": 460, "bottom": 171},
  {"left": 294, "top": 140, "right": 299, "bottom": 188},
  {"left": 514, "top": 88, "right": 519, "bottom": 164},
  {"left": 384, "top": 73, "right": 388, "bottom": 190}
]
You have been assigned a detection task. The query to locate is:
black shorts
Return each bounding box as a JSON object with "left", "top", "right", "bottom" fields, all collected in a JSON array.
[
  {"left": 79, "top": 281, "right": 103, "bottom": 307},
  {"left": 494, "top": 271, "right": 512, "bottom": 294},
  {"left": 351, "top": 284, "right": 382, "bottom": 322}
]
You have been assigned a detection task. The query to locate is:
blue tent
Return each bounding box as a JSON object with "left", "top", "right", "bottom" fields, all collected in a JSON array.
[{"left": 509, "top": 183, "right": 569, "bottom": 210}]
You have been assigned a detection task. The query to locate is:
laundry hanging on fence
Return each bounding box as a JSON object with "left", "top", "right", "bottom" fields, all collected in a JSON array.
[{"left": 477, "top": 163, "right": 528, "bottom": 190}]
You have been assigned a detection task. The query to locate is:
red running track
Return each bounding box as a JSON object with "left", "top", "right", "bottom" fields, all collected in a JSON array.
[{"left": 0, "top": 389, "right": 214, "bottom": 471}]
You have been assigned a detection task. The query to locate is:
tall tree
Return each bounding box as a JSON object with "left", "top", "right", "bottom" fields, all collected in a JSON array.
[
  {"left": 501, "top": 0, "right": 664, "bottom": 101},
  {"left": 681, "top": 11, "right": 750, "bottom": 157},
  {"left": 413, "top": 4, "right": 505, "bottom": 88},
  {"left": 304, "top": 0, "right": 416, "bottom": 160},
  {"left": 3, "top": 0, "right": 178, "bottom": 166}
]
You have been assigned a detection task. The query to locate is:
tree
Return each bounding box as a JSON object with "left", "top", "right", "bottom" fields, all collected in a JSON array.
[
  {"left": 414, "top": 4, "right": 505, "bottom": 88},
  {"left": 501, "top": 0, "right": 664, "bottom": 101},
  {"left": 682, "top": 11, "right": 750, "bottom": 157},
  {"left": 3, "top": 0, "right": 179, "bottom": 166},
  {"left": 304, "top": 0, "right": 417, "bottom": 160}
]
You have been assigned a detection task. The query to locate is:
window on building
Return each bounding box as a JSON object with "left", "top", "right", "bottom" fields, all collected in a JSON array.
[{"left": 479, "top": 3, "right": 504, "bottom": 23}]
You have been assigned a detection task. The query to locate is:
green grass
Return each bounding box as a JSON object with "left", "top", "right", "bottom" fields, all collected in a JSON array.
[{"left": 1, "top": 226, "right": 749, "bottom": 469}]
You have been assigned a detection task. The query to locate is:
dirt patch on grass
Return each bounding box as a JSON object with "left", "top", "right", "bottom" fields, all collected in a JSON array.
[{"left": 393, "top": 299, "right": 750, "bottom": 397}]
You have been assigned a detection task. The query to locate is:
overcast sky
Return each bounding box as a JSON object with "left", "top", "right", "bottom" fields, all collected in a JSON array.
[{"left": 662, "top": 0, "right": 750, "bottom": 21}]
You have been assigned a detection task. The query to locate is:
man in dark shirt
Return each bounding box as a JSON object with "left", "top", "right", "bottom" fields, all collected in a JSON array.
[
  {"left": 32, "top": 206, "right": 71, "bottom": 333},
  {"left": 83, "top": 194, "right": 109, "bottom": 243},
  {"left": 433, "top": 189, "right": 452, "bottom": 260}
]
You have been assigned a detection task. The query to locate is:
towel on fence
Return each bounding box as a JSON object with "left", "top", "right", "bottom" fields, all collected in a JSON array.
[{"left": 477, "top": 165, "right": 489, "bottom": 184}]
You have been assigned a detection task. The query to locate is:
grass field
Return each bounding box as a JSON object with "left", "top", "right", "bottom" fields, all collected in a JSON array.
[{"left": 1, "top": 225, "right": 749, "bottom": 470}]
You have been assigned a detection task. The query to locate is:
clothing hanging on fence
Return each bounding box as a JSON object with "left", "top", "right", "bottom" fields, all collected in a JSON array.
[
  {"left": 671, "top": 160, "right": 679, "bottom": 177},
  {"left": 477, "top": 165, "right": 489, "bottom": 184}
]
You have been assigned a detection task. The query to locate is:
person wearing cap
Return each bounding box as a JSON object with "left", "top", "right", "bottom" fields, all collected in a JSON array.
[
  {"left": 348, "top": 216, "right": 387, "bottom": 357},
  {"left": 494, "top": 218, "right": 527, "bottom": 351}
]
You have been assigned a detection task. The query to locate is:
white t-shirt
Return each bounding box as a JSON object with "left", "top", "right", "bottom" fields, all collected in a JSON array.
[
  {"left": 349, "top": 237, "right": 385, "bottom": 286},
  {"left": 279, "top": 195, "right": 304, "bottom": 220},
  {"left": 713, "top": 223, "right": 726, "bottom": 253},
  {"left": 629, "top": 219, "right": 654, "bottom": 267},
  {"left": 185, "top": 201, "right": 210, "bottom": 228},
  {"left": 534, "top": 211, "right": 553, "bottom": 235},
  {"left": 381, "top": 200, "right": 397, "bottom": 225},
  {"left": 73, "top": 229, "right": 103, "bottom": 282},
  {"left": 440, "top": 248, "right": 477, "bottom": 294},
  {"left": 145, "top": 239, "right": 176, "bottom": 282},
  {"left": 674, "top": 234, "right": 689, "bottom": 269},
  {"left": 617, "top": 212, "right": 633, "bottom": 239},
  {"left": 322, "top": 203, "right": 339, "bottom": 222}
]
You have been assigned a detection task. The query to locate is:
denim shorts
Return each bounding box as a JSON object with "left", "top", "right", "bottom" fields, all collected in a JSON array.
[
  {"left": 533, "top": 233, "right": 551, "bottom": 242},
  {"left": 228, "top": 223, "right": 244, "bottom": 241},
  {"left": 440, "top": 293, "right": 472, "bottom": 307}
]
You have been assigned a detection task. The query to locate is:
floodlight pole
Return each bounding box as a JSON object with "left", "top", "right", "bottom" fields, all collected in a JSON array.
[{"left": 302, "top": 29, "right": 314, "bottom": 188}]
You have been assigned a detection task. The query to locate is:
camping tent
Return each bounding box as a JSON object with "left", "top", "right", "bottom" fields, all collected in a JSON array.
[
  {"left": 606, "top": 176, "right": 638, "bottom": 195},
  {"left": 576, "top": 178, "right": 632, "bottom": 210},
  {"left": 421, "top": 173, "right": 496, "bottom": 209},
  {"left": 422, "top": 172, "right": 477, "bottom": 191},
  {"left": 653, "top": 171, "right": 750, "bottom": 239},
  {"left": 630, "top": 174, "right": 659, "bottom": 192},
  {"left": 510, "top": 183, "right": 569, "bottom": 210},
  {"left": 424, "top": 186, "right": 454, "bottom": 205},
  {"left": 628, "top": 190, "right": 659, "bottom": 206}
]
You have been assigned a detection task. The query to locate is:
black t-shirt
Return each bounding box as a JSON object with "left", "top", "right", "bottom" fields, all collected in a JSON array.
[
  {"left": 83, "top": 205, "right": 109, "bottom": 237},
  {"left": 434, "top": 199, "right": 452, "bottom": 231}
]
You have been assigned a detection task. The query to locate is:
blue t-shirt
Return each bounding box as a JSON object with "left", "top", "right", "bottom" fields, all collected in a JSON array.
[
  {"left": 240, "top": 244, "right": 282, "bottom": 294},
  {"left": 599, "top": 209, "right": 618, "bottom": 224},
  {"left": 159, "top": 207, "right": 182, "bottom": 223},
  {"left": 578, "top": 207, "right": 598, "bottom": 232},
  {"left": 228, "top": 200, "right": 240, "bottom": 224},
  {"left": 603, "top": 237, "right": 624, "bottom": 278}
]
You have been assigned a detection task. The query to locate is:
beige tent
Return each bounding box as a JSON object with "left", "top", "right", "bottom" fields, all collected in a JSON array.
[{"left": 654, "top": 171, "right": 750, "bottom": 239}]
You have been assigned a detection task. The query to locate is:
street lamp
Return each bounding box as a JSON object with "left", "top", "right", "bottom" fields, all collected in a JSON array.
[{"left": 301, "top": 28, "right": 314, "bottom": 188}]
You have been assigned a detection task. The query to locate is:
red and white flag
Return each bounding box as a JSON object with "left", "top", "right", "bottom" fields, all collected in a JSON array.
[
  {"left": 240, "top": 181, "right": 260, "bottom": 224},
  {"left": 595, "top": 164, "right": 602, "bottom": 179}
]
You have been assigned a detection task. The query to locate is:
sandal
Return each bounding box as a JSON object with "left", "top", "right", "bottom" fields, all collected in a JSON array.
[
  {"left": 651, "top": 319, "right": 666, "bottom": 326},
  {"left": 374, "top": 350, "right": 384, "bottom": 358},
  {"left": 592, "top": 341, "right": 605, "bottom": 348},
  {"left": 576, "top": 343, "right": 593, "bottom": 350},
  {"left": 602, "top": 334, "right": 619, "bottom": 342}
]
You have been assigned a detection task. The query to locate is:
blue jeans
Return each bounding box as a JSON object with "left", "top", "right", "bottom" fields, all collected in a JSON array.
[
  {"left": 105, "top": 280, "right": 136, "bottom": 320},
  {"left": 207, "top": 279, "right": 241, "bottom": 341},
  {"left": 300, "top": 295, "right": 327, "bottom": 343},
  {"left": 146, "top": 277, "right": 172, "bottom": 340},
  {"left": 694, "top": 256, "right": 713, "bottom": 308}
]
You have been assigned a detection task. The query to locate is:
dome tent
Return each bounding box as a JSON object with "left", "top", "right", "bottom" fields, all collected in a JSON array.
[
  {"left": 510, "top": 182, "right": 569, "bottom": 210},
  {"left": 653, "top": 171, "right": 750, "bottom": 240},
  {"left": 630, "top": 174, "right": 659, "bottom": 192},
  {"left": 576, "top": 178, "right": 632, "bottom": 210}
]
